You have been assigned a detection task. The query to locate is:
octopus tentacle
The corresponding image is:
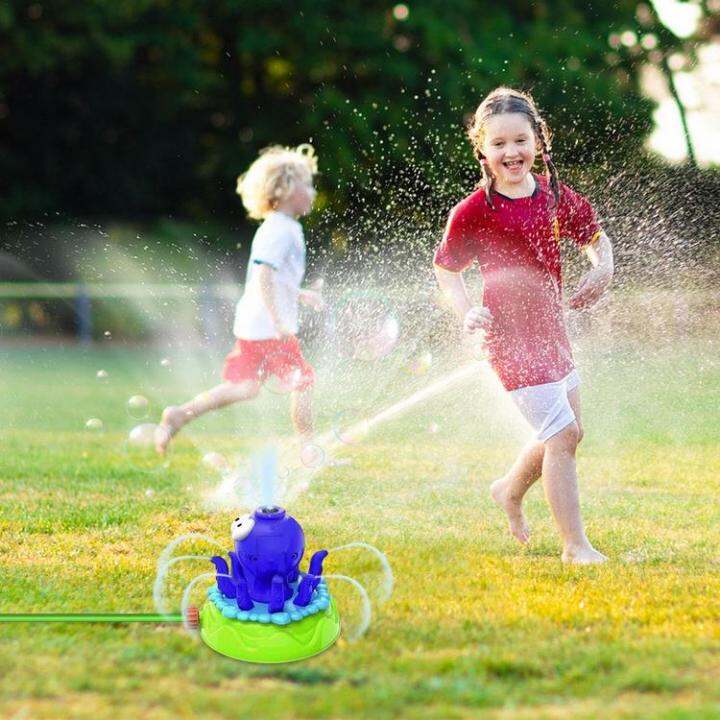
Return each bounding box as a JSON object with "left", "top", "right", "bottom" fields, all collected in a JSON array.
[
  {"left": 210, "top": 555, "right": 236, "bottom": 599},
  {"left": 236, "top": 576, "right": 253, "bottom": 610},
  {"left": 308, "top": 549, "right": 328, "bottom": 576},
  {"left": 294, "top": 574, "right": 314, "bottom": 607},
  {"left": 269, "top": 575, "right": 286, "bottom": 613}
]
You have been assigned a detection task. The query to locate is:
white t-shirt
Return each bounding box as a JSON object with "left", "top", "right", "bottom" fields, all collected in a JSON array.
[{"left": 233, "top": 211, "right": 306, "bottom": 340}]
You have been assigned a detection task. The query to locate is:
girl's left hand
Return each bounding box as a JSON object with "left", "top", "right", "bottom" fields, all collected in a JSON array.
[{"left": 568, "top": 269, "right": 612, "bottom": 309}]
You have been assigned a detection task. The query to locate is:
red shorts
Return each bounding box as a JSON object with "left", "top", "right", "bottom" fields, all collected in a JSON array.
[{"left": 222, "top": 337, "right": 315, "bottom": 392}]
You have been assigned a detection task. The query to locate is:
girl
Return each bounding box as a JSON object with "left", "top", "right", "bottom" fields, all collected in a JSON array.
[
  {"left": 434, "top": 88, "right": 614, "bottom": 564},
  {"left": 156, "top": 144, "right": 325, "bottom": 454}
]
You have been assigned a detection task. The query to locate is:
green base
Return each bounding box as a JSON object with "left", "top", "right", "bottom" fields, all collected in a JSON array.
[{"left": 199, "top": 598, "right": 341, "bottom": 664}]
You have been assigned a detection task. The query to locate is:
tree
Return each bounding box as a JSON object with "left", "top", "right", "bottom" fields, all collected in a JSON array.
[{"left": 0, "top": 1, "right": 683, "bottom": 228}]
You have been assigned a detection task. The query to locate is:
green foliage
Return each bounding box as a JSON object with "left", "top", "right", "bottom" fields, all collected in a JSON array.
[{"left": 0, "top": 1, "right": 673, "bottom": 225}]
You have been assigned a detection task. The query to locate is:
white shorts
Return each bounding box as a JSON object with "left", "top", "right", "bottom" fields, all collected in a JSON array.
[{"left": 509, "top": 370, "right": 580, "bottom": 442}]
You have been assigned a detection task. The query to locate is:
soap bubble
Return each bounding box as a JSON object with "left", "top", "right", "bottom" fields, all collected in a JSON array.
[
  {"left": 333, "top": 410, "right": 368, "bottom": 445},
  {"left": 145, "top": 488, "right": 155, "bottom": 498},
  {"left": 275, "top": 462, "right": 292, "bottom": 483},
  {"left": 127, "top": 395, "right": 150, "bottom": 419},
  {"left": 128, "top": 422, "right": 156, "bottom": 446},
  {"left": 96, "top": 369, "right": 109, "bottom": 380},
  {"left": 160, "top": 358, "right": 171, "bottom": 368},
  {"left": 201, "top": 451, "right": 229, "bottom": 473},
  {"left": 125, "top": 423, "right": 169, "bottom": 474},
  {"left": 263, "top": 368, "right": 303, "bottom": 395},
  {"left": 85, "top": 418, "right": 104, "bottom": 431},
  {"left": 221, "top": 461, "right": 288, "bottom": 508},
  {"left": 300, "top": 443, "right": 325, "bottom": 469},
  {"left": 427, "top": 422, "right": 440, "bottom": 434},
  {"left": 333, "top": 291, "right": 400, "bottom": 361},
  {"left": 103, "top": 330, "right": 112, "bottom": 338},
  {"left": 260, "top": 351, "right": 308, "bottom": 395},
  {"left": 407, "top": 351, "right": 433, "bottom": 376}
]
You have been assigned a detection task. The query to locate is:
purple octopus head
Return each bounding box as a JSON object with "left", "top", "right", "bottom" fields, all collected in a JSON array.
[
  {"left": 211, "top": 506, "right": 329, "bottom": 613},
  {"left": 231, "top": 506, "right": 305, "bottom": 597}
]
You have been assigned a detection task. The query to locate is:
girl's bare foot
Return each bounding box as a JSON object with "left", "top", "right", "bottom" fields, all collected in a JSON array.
[
  {"left": 561, "top": 545, "right": 608, "bottom": 565},
  {"left": 490, "top": 477, "right": 530, "bottom": 544},
  {"left": 155, "top": 405, "right": 188, "bottom": 455}
]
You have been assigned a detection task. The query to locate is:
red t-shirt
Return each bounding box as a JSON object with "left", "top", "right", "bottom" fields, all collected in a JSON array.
[{"left": 434, "top": 174, "right": 601, "bottom": 391}]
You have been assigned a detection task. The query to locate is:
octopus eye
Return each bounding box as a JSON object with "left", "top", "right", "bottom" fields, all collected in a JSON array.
[{"left": 230, "top": 513, "right": 255, "bottom": 541}]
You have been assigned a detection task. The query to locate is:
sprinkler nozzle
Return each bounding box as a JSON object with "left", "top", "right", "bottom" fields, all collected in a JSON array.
[{"left": 256, "top": 505, "right": 284, "bottom": 519}]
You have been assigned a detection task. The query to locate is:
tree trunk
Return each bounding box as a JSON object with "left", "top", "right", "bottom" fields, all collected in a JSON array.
[{"left": 660, "top": 54, "right": 697, "bottom": 167}]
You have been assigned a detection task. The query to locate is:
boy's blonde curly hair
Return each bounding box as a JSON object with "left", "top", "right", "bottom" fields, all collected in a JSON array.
[{"left": 236, "top": 144, "right": 318, "bottom": 220}]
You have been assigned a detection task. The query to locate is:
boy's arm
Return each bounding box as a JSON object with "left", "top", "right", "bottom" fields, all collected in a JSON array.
[
  {"left": 257, "top": 263, "right": 291, "bottom": 337},
  {"left": 298, "top": 278, "right": 325, "bottom": 311},
  {"left": 568, "top": 232, "right": 614, "bottom": 310}
]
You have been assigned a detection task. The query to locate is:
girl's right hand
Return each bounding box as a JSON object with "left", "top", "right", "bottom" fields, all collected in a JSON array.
[
  {"left": 568, "top": 268, "right": 612, "bottom": 310},
  {"left": 463, "top": 305, "right": 493, "bottom": 334}
]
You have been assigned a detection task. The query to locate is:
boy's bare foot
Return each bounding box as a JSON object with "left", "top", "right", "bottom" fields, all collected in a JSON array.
[
  {"left": 155, "top": 406, "right": 188, "bottom": 455},
  {"left": 490, "top": 477, "right": 530, "bottom": 544},
  {"left": 561, "top": 545, "right": 608, "bottom": 565}
]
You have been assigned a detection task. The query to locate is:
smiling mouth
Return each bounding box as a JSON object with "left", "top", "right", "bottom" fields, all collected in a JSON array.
[{"left": 503, "top": 160, "right": 523, "bottom": 170}]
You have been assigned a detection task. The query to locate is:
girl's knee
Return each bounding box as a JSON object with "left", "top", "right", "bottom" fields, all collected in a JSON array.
[{"left": 546, "top": 422, "right": 580, "bottom": 450}]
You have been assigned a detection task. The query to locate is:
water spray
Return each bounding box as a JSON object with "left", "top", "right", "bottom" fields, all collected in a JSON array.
[{"left": 334, "top": 359, "right": 488, "bottom": 443}]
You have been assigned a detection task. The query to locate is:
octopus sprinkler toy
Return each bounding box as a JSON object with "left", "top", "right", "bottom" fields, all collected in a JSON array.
[
  {"left": 0, "top": 448, "right": 391, "bottom": 661},
  {"left": 191, "top": 505, "right": 340, "bottom": 663},
  {"left": 1, "top": 503, "right": 390, "bottom": 663}
]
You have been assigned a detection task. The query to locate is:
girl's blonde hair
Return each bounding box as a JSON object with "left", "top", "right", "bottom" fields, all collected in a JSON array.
[
  {"left": 467, "top": 87, "right": 560, "bottom": 209},
  {"left": 236, "top": 144, "right": 318, "bottom": 220}
]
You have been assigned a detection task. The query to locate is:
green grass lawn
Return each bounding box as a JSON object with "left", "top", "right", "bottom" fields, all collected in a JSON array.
[{"left": 1, "top": 333, "right": 719, "bottom": 719}]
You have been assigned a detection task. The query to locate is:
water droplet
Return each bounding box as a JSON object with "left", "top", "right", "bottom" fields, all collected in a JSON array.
[{"left": 334, "top": 291, "right": 400, "bottom": 361}]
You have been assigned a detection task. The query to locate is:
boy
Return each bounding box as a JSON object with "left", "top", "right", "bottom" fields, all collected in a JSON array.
[{"left": 156, "top": 144, "right": 324, "bottom": 454}]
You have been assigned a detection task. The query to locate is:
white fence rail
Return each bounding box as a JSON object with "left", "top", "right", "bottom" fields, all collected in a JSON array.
[
  {"left": 0, "top": 282, "right": 241, "bottom": 300},
  {"left": 0, "top": 282, "right": 243, "bottom": 342}
]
